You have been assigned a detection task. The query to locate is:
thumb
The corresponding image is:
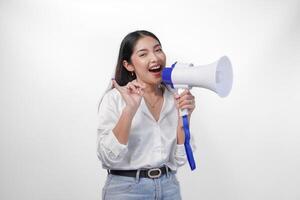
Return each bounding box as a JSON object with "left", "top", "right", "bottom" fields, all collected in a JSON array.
[{"left": 174, "top": 93, "right": 180, "bottom": 100}]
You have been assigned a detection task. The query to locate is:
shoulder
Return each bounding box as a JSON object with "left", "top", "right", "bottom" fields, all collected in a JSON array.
[
  {"left": 103, "top": 88, "right": 121, "bottom": 100},
  {"left": 100, "top": 88, "right": 125, "bottom": 109}
]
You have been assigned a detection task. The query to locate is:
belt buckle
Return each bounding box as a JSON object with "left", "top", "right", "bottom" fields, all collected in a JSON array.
[{"left": 147, "top": 168, "right": 162, "bottom": 179}]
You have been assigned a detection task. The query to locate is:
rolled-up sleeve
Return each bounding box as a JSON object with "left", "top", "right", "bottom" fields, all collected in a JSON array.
[
  {"left": 174, "top": 144, "right": 187, "bottom": 167},
  {"left": 97, "top": 90, "right": 128, "bottom": 167},
  {"left": 174, "top": 135, "right": 197, "bottom": 167}
]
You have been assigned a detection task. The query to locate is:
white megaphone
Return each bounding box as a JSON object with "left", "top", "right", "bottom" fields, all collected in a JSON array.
[{"left": 162, "top": 56, "right": 233, "bottom": 116}]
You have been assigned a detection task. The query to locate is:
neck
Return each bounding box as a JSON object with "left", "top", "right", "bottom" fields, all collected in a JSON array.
[
  {"left": 143, "top": 84, "right": 163, "bottom": 108},
  {"left": 136, "top": 78, "right": 163, "bottom": 97},
  {"left": 143, "top": 84, "right": 162, "bottom": 97}
]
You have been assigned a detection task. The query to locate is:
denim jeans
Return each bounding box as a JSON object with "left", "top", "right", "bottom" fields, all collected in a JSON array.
[{"left": 102, "top": 172, "right": 182, "bottom": 200}]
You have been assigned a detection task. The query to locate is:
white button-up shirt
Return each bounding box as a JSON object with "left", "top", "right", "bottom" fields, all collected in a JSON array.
[{"left": 97, "top": 87, "right": 194, "bottom": 171}]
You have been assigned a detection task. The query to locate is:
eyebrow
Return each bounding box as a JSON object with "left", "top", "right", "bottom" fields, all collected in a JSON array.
[{"left": 136, "top": 44, "right": 161, "bottom": 53}]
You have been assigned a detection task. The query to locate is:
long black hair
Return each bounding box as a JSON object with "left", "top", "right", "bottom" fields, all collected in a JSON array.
[
  {"left": 98, "top": 30, "right": 164, "bottom": 112},
  {"left": 114, "top": 30, "right": 162, "bottom": 86}
]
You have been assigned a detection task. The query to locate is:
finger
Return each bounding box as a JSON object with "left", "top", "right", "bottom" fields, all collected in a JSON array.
[
  {"left": 180, "top": 104, "right": 195, "bottom": 109},
  {"left": 131, "top": 80, "right": 146, "bottom": 89},
  {"left": 179, "top": 89, "right": 190, "bottom": 98},
  {"left": 134, "top": 87, "right": 144, "bottom": 95},
  {"left": 178, "top": 95, "right": 194, "bottom": 105},
  {"left": 128, "top": 82, "right": 142, "bottom": 95},
  {"left": 179, "top": 99, "right": 195, "bottom": 108},
  {"left": 180, "top": 104, "right": 195, "bottom": 110},
  {"left": 138, "top": 88, "right": 145, "bottom": 96},
  {"left": 180, "top": 94, "right": 194, "bottom": 101},
  {"left": 174, "top": 93, "right": 180, "bottom": 100},
  {"left": 132, "top": 81, "right": 146, "bottom": 95},
  {"left": 112, "top": 79, "right": 122, "bottom": 91},
  {"left": 127, "top": 82, "right": 138, "bottom": 93}
]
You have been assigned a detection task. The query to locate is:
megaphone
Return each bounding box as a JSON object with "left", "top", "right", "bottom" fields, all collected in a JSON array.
[
  {"left": 162, "top": 56, "right": 233, "bottom": 171},
  {"left": 162, "top": 55, "right": 233, "bottom": 99}
]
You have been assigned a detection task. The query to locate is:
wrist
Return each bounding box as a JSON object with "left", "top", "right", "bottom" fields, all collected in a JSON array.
[
  {"left": 178, "top": 114, "right": 191, "bottom": 124},
  {"left": 177, "top": 127, "right": 185, "bottom": 144},
  {"left": 123, "top": 106, "right": 136, "bottom": 118}
]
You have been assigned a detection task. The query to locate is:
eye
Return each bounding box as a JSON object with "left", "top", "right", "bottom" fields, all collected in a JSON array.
[
  {"left": 155, "top": 48, "right": 162, "bottom": 52},
  {"left": 138, "top": 53, "right": 146, "bottom": 57}
]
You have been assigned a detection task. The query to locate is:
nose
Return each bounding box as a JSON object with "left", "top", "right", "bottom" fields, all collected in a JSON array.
[{"left": 149, "top": 52, "right": 159, "bottom": 63}]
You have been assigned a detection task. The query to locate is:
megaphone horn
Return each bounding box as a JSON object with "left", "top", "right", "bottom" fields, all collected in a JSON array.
[{"left": 162, "top": 56, "right": 233, "bottom": 97}]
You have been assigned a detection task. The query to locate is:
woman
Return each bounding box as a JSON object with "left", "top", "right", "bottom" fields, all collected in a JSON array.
[{"left": 97, "top": 30, "right": 196, "bottom": 200}]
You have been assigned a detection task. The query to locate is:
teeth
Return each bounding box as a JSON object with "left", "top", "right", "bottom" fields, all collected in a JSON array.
[{"left": 150, "top": 66, "right": 160, "bottom": 70}]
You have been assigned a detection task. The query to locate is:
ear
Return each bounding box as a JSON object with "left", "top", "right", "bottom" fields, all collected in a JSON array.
[{"left": 123, "top": 60, "right": 135, "bottom": 72}]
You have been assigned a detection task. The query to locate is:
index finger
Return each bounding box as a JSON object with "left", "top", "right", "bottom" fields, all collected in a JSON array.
[
  {"left": 112, "top": 79, "right": 122, "bottom": 91},
  {"left": 179, "top": 89, "right": 190, "bottom": 97},
  {"left": 132, "top": 80, "right": 146, "bottom": 89}
]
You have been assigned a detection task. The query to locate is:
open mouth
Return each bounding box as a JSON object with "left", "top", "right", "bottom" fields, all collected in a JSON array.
[{"left": 148, "top": 65, "right": 162, "bottom": 73}]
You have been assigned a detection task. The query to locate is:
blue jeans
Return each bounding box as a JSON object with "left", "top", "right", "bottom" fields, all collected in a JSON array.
[{"left": 102, "top": 172, "right": 182, "bottom": 200}]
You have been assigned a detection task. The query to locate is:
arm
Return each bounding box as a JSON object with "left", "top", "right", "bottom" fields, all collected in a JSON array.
[
  {"left": 112, "top": 107, "right": 135, "bottom": 145},
  {"left": 111, "top": 79, "right": 144, "bottom": 144},
  {"left": 97, "top": 91, "right": 130, "bottom": 167},
  {"left": 174, "top": 90, "right": 196, "bottom": 166},
  {"left": 97, "top": 80, "right": 144, "bottom": 167}
]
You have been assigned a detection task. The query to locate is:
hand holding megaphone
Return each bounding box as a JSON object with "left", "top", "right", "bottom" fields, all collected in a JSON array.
[{"left": 162, "top": 56, "right": 233, "bottom": 170}]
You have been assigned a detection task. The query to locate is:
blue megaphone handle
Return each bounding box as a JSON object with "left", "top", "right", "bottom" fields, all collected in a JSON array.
[{"left": 182, "top": 115, "right": 196, "bottom": 170}]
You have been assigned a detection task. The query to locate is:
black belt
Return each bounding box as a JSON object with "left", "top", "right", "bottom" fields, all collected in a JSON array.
[{"left": 108, "top": 166, "right": 171, "bottom": 179}]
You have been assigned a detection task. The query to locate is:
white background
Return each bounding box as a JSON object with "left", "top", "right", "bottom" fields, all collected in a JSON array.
[{"left": 1, "top": 0, "right": 300, "bottom": 199}]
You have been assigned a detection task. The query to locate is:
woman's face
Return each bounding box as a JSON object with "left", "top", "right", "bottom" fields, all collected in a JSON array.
[{"left": 127, "top": 36, "right": 166, "bottom": 86}]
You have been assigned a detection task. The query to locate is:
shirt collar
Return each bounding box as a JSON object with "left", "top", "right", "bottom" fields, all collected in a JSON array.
[{"left": 140, "top": 87, "right": 175, "bottom": 122}]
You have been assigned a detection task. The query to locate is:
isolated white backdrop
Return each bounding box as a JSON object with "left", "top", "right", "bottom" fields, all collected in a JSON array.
[{"left": 1, "top": 0, "right": 300, "bottom": 199}]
